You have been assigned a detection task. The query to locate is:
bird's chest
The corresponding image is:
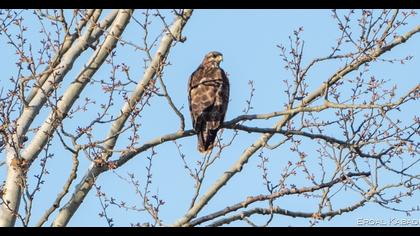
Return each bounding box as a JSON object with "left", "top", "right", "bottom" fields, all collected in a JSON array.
[{"left": 198, "top": 68, "right": 221, "bottom": 82}]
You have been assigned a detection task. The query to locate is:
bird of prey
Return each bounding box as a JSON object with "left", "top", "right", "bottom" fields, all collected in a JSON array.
[{"left": 188, "top": 51, "right": 230, "bottom": 153}]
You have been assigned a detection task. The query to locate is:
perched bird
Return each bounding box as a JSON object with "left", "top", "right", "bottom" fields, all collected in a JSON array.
[{"left": 188, "top": 51, "right": 230, "bottom": 153}]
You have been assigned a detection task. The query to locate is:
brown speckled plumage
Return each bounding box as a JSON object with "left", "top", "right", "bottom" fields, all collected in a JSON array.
[{"left": 188, "top": 51, "right": 230, "bottom": 153}]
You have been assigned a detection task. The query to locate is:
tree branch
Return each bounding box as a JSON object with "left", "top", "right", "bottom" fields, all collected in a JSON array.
[
  {"left": 0, "top": 9, "right": 127, "bottom": 227},
  {"left": 187, "top": 172, "right": 370, "bottom": 226},
  {"left": 208, "top": 187, "right": 376, "bottom": 227},
  {"left": 51, "top": 9, "right": 194, "bottom": 227}
]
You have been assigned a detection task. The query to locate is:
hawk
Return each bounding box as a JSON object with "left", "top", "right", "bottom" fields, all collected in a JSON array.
[{"left": 188, "top": 51, "right": 230, "bottom": 153}]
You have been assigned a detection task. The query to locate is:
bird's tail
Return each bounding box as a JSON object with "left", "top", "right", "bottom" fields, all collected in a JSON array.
[{"left": 197, "top": 128, "right": 218, "bottom": 153}]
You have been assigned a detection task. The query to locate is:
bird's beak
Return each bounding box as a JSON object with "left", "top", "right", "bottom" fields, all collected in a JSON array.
[{"left": 216, "top": 55, "right": 223, "bottom": 62}]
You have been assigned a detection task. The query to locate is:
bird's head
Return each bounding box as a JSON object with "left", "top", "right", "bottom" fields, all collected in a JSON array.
[{"left": 202, "top": 51, "right": 223, "bottom": 68}]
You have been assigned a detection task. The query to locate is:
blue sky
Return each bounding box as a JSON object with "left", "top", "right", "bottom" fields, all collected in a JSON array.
[{"left": 1, "top": 9, "right": 419, "bottom": 227}]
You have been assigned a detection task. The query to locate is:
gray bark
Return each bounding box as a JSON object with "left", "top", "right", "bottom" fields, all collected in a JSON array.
[
  {"left": 0, "top": 9, "right": 119, "bottom": 227},
  {"left": 51, "top": 9, "right": 193, "bottom": 227}
]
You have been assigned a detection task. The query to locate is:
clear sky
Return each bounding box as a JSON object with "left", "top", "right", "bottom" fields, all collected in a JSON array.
[{"left": 1, "top": 9, "right": 419, "bottom": 227}]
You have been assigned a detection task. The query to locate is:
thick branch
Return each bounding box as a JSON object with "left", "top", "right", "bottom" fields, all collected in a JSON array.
[
  {"left": 0, "top": 9, "right": 125, "bottom": 228},
  {"left": 15, "top": 9, "right": 107, "bottom": 138},
  {"left": 51, "top": 9, "right": 194, "bottom": 227},
  {"left": 21, "top": 9, "right": 133, "bottom": 163}
]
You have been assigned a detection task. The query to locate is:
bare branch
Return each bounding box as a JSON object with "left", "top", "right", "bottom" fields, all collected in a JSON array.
[
  {"left": 188, "top": 172, "right": 370, "bottom": 226},
  {"left": 51, "top": 9, "right": 194, "bottom": 227}
]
